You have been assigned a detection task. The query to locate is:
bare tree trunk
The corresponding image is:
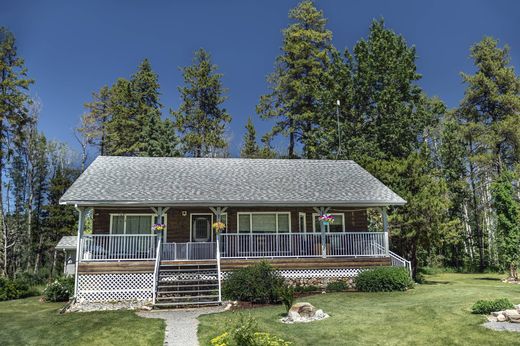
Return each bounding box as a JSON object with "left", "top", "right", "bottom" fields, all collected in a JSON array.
[
  {"left": 468, "top": 140, "right": 485, "bottom": 271},
  {"left": 288, "top": 119, "right": 295, "bottom": 159},
  {"left": 33, "top": 234, "right": 43, "bottom": 274}
]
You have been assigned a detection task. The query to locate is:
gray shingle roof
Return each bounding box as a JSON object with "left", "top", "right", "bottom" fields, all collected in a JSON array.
[
  {"left": 60, "top": 156, "right": 406, "bottom": 207},
  {"left": 55, "top": 236, "right": 77, "bottom": 250}
]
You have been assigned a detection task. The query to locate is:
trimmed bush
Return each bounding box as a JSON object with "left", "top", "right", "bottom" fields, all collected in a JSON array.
[
  {"left": 43, "top": 276, "right": 74, "bottom": 302},
  {"left": 355, "top": 267, "right": 413, "bottom": 292},
  {"left": 222, "top": 261, "right": 284, "bottom": 304},
  {"left": 326, "top": 280, "right": 349, "bottom": 292},
  {"left": 471, "top": 298, "right": 514, "bottom": 314}
]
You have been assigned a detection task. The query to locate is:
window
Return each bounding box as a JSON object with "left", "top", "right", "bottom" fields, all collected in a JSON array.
[
  {"left": 237, "top": 212, "right": 291, "bottom": 233},
  {"left": 110, "top": 214, "right": 167, "bottom": 237},
  {"left": 298, "top": 212, "right": 306, "bottom": 232},
  {"left": 312, "top": 213, "right": 345, "bottom": 233}
]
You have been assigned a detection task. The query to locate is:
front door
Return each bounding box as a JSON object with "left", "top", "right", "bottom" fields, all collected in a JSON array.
[{"left": 192, "top": 215, "right": 212, "bottom": 242}]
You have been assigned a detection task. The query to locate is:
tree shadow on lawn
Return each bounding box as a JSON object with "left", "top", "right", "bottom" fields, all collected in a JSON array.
[
  {"left": 474, "top": 277, "right": 502, "bottom": 281},
  {"left": 420, "top": 280, "right": 452, "bottom": 285}
]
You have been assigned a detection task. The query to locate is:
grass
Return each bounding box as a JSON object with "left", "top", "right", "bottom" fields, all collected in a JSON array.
[
  {"left": 0, "top": 297, "right": 165, "bottom": 346},
  {"left": 198, "top": 273, "right": 520, "bottom": 345}
]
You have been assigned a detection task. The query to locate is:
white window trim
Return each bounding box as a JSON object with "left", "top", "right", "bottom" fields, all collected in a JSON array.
[
  {"left": 190, "top": 213, "right": 214, "bottom": 242},
  {"left": 109, "top": 213, "right": 168, "bottom": 238},
  {"left": 298, "top": 212, "right": 307, "bottom": 233},
  {"left": 312, "top": 213, "right": 345, "bottom": 233},
  {"left": 237, "top": 212, "right": 291, "bottom": 233}
]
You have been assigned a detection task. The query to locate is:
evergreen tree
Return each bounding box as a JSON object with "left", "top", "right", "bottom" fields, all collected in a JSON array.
[
  {"left": 173, "top": 49, "right": 231, "bottom": 157},
  {"left": 131, "top": 59, "right": 165, "bottom": 157},
  {"left": 491, "top": 171, "right": 520, "bottom": 279},
  {"left": 240, "top": 117, "right": 260, "bottom": 158},
  {"left": 105, "top": 78, "right": 140, "bottom": 156},
  {"left": 257, "top": 0, "right": 333, "bottom": 158},
  {"left": 82, "top": 85, "right": 111, "bottom": 155},
  {"left": 0, "top": 27, "right": 34, "bottom": 276},
  {"left": 351, "top": 20, "right": 437, "bottom": 160}
]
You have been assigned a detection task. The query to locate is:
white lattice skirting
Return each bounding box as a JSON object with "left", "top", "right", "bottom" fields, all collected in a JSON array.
[
  {"left": 221, "top": 268, "right": 364, "bottom": 280},
  {"left": 77, "top": 272, "right": 154, "bottom": 302}
]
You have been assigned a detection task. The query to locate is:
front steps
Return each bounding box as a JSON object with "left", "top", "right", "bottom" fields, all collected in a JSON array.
[{"left": 154, "top": 261, "right": 220, "bottom": 308}]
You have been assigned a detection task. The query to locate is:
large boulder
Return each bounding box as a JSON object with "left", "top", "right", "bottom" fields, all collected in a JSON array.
[
  {"left": 282, "top": 302, "right": 329, "bottom": 324},
  {"left": 505, "top": 309, "right": 520, "bottom": 323}
]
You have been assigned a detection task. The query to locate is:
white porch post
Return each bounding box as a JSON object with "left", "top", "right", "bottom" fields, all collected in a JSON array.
[
  {"left": 382, "top": 207, "right": 390, "bottom": 256},
  {"left": 209, "top": 206, "right": 226, "bottom": 304},
  {"left": 74, "top": 206, "right": 86, "bottom": 297},
  {"left": 314, "top": 207, "right": 330, "bottom": 258}
]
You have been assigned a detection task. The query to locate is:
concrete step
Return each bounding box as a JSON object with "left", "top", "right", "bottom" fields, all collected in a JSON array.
[
  {"left": 154, "top": 301, "right": 220, "bottom": 309},
  {"left": 157, "top": 294, "right": 219, "bottom": 301}
]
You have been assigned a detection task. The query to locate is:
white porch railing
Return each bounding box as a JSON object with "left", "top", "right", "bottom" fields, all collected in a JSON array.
[
  {"left": 161, "top": 242, "right": 217, "bottom": 261},
  {"left": 219, "top": 232, "right": 387, "bottom": 259},
  {"left": 80, "top": 234, "right": 157, "bottom": 261}
]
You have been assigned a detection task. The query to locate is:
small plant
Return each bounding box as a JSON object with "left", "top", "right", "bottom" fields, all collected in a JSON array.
[
  {"left": 326, "top": 280, "right": 348, "bottom": 292},
  {"left": 43, "top": 276, "right": 74, "bottom": 302},
  {"left": 318, "top": 214, "right": 334, "bottom": 224},
  {"left": 212, "top": 221, "right": 226, "bottom": 232},
  {"left": 471, "top": 298, "right": 515, "bottom": 314},
  {"left": 151, "top": 223, "right": 165, "bottom": 233},
  {"left": 222, "top": 261, "right": 285, "bottom": 304},
  {"left": 278, "top": 285, "right": 295, "bottom": 313},
  {"left": 355, "top": 267, "right": 413, "bottom": 292},
  {"left": 210, "top": 314, "right": 290, "bottom": 346}
]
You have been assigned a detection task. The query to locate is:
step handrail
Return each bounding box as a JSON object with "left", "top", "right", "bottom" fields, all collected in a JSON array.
[{"left": 152, "top": 237, "right": 162, "bottom": 305}]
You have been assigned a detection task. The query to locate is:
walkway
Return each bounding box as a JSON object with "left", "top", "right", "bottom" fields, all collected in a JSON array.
[{"left": 137, "top": 306, "right": 226, "bottom": 346}]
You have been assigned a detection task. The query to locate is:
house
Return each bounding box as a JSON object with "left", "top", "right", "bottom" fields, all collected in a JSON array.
[
  {"left": 60, "top": 156, "right": 409, "bottom": 307},
  {"left": 55, "top": 235, "right": 77, "bottom": 275}
]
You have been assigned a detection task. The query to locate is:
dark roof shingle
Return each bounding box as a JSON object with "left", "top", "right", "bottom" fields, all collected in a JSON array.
[{"left": 60, "top": 157, "right": 406, "bottom": 206}]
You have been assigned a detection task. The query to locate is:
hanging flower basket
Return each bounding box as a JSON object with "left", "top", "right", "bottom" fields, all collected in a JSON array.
[
  {"left": 212, "top": 221, "right": 226, "bottom": 233},
  {"left": 152, "top": 223, "right": 166, "bottom": 233},
  {"left": 319, "top": 214, "right": 335, "bottom": 225}
]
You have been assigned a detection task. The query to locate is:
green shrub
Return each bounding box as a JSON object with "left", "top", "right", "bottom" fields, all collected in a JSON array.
[
  {"left": 471, "top": 298, "right": 514, "bottom": 314},
  {"left": 210, "top": 315, "right": 290, "bottom": 346},
  {"left": 278, "top": 285, "right": 295, "bottom": 313},
  {"left": 222, "top": 261, "right": 284, "bottom": 304},
  {"left": 0, "top": 277, "right": 39, "bottom": 301},
  {"left": 355, "top": 267, "right": 413, "bottom": 292},
  {"left": 43, "top": 276, "right": 74, "bottom": 302},
  {"left": 326, "top": 281, "right": 349, "bottom": 292},
  {"left": 15, "top": 270, "right": 49, "bottom": 286}
]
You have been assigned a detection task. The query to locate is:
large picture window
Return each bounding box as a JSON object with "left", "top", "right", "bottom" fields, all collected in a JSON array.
[
  {"left": 312, "top": 213, "right": 345, "bottom": 233},
  {"left": 110, "top": 214, "right": 167, "bottom": 237},
  {"left": 237, "top": 212, "right": 291, "bottom": 233}
]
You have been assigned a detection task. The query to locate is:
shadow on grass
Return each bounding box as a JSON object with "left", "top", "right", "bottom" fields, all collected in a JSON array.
[
  {"left": 474, "top": 277, "right": 502, "bottom": 281},
  {"left": 420, "top": 280, "right": 451, "bottom": 285}
]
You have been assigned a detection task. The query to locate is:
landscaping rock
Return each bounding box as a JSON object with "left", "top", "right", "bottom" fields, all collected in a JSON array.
[
  {"left": 497, "top": 314, "right": 507, "bottom": 322},
  {"left": 281, "top": 302, "right": 329, "bottom": 324}
]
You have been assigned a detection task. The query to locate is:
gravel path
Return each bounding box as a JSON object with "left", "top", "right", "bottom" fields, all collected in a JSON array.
[
  {"left": 483, "top": 321, "right": 520, "bottom": 332},
  {"left": 137, "top": 306, "right": 226, "bottom": 346}
]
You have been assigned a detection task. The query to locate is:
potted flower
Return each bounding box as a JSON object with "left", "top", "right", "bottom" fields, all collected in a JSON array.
[
  {"left": 152, "top": 223, "right": 166, "bottom": 233},
  {"left": 212, "top": 221, "right": 226, "bottom": 233},
  {"left": 318, "top": 214, "right": 335, "bottom": 225}
]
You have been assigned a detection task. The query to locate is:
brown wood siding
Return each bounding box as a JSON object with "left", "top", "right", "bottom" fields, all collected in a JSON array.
[
  {"left": 220, "top": 257, "right": 390, "bottom": 271},
  {"left": 78, "top": 261, "right": 154, "bottom": 274},
  {"left": 92, "top": 206, "right": 370, "bottom": 241}
]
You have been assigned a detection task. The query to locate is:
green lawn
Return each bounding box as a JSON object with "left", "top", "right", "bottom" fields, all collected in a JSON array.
[
  {"left": 198, "top": 273, "right": 520, "bottom": 345},
  {"left": 0, "top": 297, "right": 165, "bottom": 346}
]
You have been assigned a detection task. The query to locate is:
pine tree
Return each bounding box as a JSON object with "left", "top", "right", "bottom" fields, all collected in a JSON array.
[
  {"left": 82, "top": 85, "right": 111, "bottom": 156},
  {"left": 105, "top": 78, "right": 140, "bottom": 156},
  {"left": 0, "top": 27, "right": 34, "bottom": 276},
  {"left": 352, "top": 20, "right": 438, "bottom": 160},
  {"left": 173, "top": 49, "right": 231, "bottom": 157},
  {"left": 131, "top": 59, "right": 165, "bottom": 157},
  {"left": 257, "top": 0, "right": 333, "bottom": 158},
  {"left": 240, "top": 117, "right": 260, "bottom": 158}
]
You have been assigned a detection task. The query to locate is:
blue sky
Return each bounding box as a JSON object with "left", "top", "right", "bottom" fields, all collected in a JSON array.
[{"left": 1, "top": 0, "right": 519, "bottom": 157}]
